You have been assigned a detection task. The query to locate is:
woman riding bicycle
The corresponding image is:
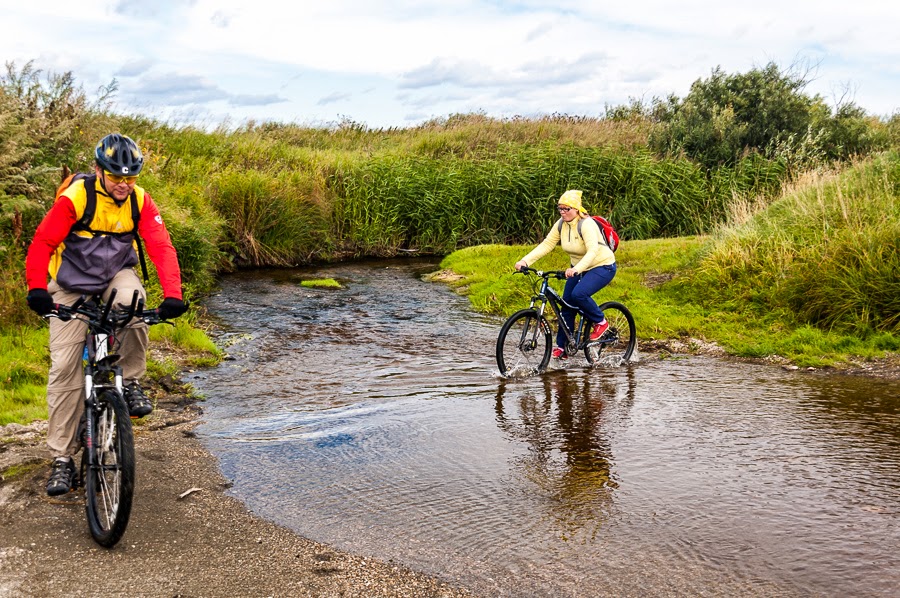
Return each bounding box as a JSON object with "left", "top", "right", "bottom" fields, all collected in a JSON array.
[{"left": 514, "top": 190, "right": 616, "bottom": 360}]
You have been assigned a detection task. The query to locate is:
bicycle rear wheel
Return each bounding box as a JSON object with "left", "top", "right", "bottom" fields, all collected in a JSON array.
[
  {"left": 496, "top": 309, "right": 552, "bottom": 377},
  {"left": 584, "top": 301, "right": 636, "bottom": 365},
  {"left": 85, "top": 389, "right": 135, "bottom": 547}
]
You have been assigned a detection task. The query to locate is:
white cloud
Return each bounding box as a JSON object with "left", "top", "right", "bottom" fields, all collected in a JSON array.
[{"left": 2, "top": 0, "right": 898, "bottom": 129}]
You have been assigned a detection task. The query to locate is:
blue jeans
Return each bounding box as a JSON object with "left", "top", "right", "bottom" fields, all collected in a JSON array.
[{"left": 558, "top": 263, "right": 617, "bottom": 348}]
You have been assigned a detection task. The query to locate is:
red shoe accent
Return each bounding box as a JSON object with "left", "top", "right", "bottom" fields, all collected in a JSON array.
[
  {"left": 552, "top": 347, "right": 568, "bottom": 360},
  {"left": 590, "top": 319, "right": 609, "bottom": 341}
]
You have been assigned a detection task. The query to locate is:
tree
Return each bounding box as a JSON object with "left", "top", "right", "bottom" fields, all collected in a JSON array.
[{"left": 649, "top": 62, "right": 826, "bottom": 170}]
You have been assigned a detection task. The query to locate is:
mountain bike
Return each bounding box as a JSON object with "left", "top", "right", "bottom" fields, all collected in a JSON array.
[
  {"left": 47, "top": 289, "right": 169, "bottom": 547},
  {"left": 496, "top": 266, "right": 636, "bottom": 377}
]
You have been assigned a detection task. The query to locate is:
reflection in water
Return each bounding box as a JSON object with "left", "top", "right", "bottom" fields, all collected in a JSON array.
[
  {"left": 494, "top": 371, "right": 635, "bottom": 542},
  {"left": 189, "top": 261, "right": 900, "bottom": 597}
]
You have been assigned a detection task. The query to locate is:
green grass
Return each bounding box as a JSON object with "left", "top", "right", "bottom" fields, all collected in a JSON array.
[
  {"left": 0, "top": 325, "right": 50, "bottom": 425},
  {"left": 682, "top": 153, "right": 900, "bottom": 336},
  {"left": 0, "top": 460, "right": 45, "bottom": 482},
  {"left": 149, "top": 320, "right": 223, "bottom": 368},
  {"left": 438, "top": 237, "right": 705, "bottom": 334}
]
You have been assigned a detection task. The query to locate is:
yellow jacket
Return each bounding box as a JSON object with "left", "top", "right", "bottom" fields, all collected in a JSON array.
[{"left": 520, "top": 216, "right": 615, "bottom": 273}]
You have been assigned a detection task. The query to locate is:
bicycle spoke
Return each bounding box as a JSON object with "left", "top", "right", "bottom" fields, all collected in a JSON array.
[{"left": 94, "top": 406, "right": 121, "bottom": 528}]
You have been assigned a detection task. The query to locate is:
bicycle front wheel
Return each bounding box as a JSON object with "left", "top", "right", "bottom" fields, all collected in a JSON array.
[
  {"left": 496, "top": 309, "right": 552, "bottom": 377},
  {"left": 85, "top": 389, "right": 135, "bottom": 548},
  {"left": 584, "top": 301, "right": 636, "bottom": 365}
]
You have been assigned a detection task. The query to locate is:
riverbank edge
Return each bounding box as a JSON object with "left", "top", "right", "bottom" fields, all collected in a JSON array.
[{"left": 0, "top": 355, "right": 475, "bottom": 598}]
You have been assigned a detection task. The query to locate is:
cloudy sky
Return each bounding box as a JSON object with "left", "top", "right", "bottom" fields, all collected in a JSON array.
[{"left": 3, "top": 0, "right": 898, "bottom": 129}]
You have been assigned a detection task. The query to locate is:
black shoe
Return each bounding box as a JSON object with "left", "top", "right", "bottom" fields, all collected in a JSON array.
[
  {"left": 124, "top": 382, "right": 153, "bottom": 417},
  {"left": 46, "top": 457, "right": 76, "bottom": 496}
]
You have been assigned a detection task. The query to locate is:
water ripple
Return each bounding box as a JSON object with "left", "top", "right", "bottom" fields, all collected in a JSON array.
[{"left": 188, "top": 260, "right": 900, "bottom": 597}]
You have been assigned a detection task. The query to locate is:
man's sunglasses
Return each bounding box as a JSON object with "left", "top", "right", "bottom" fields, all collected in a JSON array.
[{"left": 104, "top": 170, "right": 138, "bottom": 185}]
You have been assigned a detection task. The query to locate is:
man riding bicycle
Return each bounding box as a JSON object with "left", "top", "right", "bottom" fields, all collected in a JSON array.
[
  {"left": 514, "top": 190, "right": 616, "bottom": 360},
  {"left": 25, "top": 133, "right": 188, "bottom": 496}
]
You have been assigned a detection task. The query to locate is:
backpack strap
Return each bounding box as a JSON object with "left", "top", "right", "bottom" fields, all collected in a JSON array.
[
  {"left": 558, "top": 216, "right": 609, "bottom": 247},
  {"left": 69, "top": 174, "right": 98, "bottom": 233},
  {"left": 130, "top": 190, "right": 149, "bottom": 283}
]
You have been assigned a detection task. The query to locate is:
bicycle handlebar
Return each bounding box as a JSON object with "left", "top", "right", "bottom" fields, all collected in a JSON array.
[
  {"left": 45, "top": 289, "right": 169, "bottom": 328},
  {"left": 515, "top": 266, "right": 567, "bottom": 280}
]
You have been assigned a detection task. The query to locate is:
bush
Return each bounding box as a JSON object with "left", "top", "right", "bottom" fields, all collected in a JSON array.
[{"left": 648, "top": 62, "right": 886, "bottom": 172}]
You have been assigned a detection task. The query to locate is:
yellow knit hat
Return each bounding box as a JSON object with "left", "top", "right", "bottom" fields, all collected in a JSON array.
[{"left": 558, "top": 189, "right": 587, "bottom": 214}]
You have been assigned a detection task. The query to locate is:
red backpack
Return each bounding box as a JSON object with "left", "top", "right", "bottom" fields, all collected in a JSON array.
[{"left": 558, "top": 215, "right": 620, "bottom": 252}]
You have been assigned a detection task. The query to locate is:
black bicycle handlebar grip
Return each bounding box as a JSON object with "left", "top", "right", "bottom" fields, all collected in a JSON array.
[
  {"left": 125, "top": 289, "right": 139, "bottom": 320},
  {"left": 101, "top": 289, "right": 116, "bottom": 323}
]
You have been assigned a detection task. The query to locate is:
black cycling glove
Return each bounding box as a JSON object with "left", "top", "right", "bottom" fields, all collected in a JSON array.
[
  {"left": 157, "top": 297, "right": 189, "bottom": 320},
  {"left": 26, "top": 288, "right": 55, "bottom": 316}
]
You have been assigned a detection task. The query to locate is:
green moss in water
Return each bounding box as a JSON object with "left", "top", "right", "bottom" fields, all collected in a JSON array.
[{"left": 299, "top": 278, "right": 342, "bottom": 289}]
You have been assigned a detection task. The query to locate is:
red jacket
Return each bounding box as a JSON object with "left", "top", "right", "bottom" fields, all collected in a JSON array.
[{"left": 26, "top": 178, "right": 183, "bottom": 299}]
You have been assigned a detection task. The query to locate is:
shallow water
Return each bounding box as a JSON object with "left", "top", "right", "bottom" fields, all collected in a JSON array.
[{"left": 187, "top": 259, "right": 900, "bottom": 597}]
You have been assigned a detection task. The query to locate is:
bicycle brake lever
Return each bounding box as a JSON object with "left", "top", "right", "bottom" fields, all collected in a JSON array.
[{"left": 141, "top": 308, "right": 165, "bottom": 325}]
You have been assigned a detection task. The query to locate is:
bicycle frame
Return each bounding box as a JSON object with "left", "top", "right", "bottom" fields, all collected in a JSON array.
[
  {"left": 526, "top": 271, "right": 591, "bottom": 354},
  {"left": 82, "top": 325, "right": 126, "bottom": 460}
]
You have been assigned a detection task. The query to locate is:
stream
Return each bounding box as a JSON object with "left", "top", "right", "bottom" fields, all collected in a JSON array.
[{"left": 185, "top": 258, "right": 900, "bottom": 597}]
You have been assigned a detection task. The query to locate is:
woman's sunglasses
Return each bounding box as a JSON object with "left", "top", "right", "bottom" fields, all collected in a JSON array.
[{"left": 557, "top": 206, "right": 575, "bottom": 213}]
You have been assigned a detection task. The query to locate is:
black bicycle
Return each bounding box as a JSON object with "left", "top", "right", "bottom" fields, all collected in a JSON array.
[
  {"left": 496, "top": 266, "right": 636, "bottom": 377},
  {"left": 47, "top": 289, "right": 169, "bottom": 547}
]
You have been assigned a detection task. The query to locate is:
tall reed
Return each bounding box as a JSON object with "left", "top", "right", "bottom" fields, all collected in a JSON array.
[
  {"left": 331, "top": 142, "right": 786, "bottom": 256},
  {"left": 207, "top": 166, "right": 332, "bottom": 267}
]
